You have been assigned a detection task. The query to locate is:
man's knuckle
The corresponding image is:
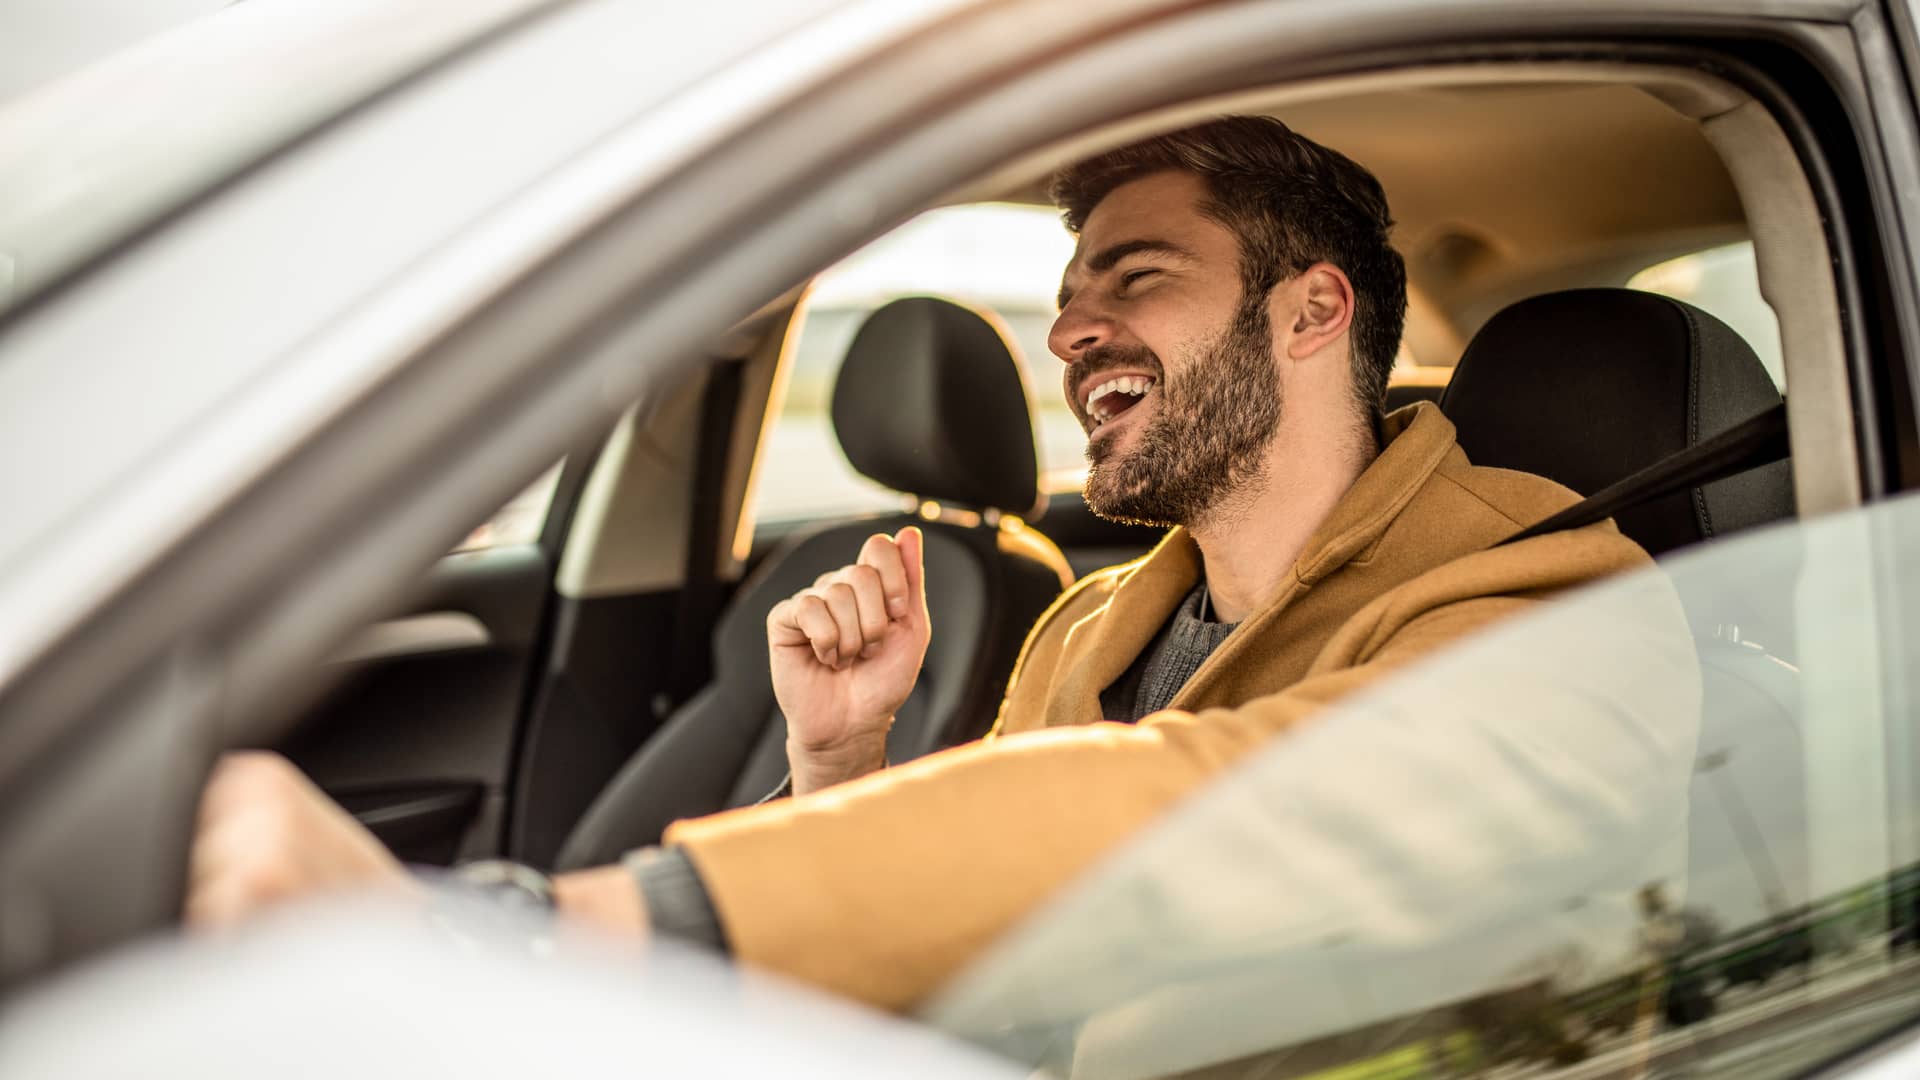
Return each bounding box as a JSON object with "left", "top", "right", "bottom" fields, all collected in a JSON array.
[
  {"left": 245, "top": 859, "right": 296, "bottom": 902},
  {"left": 212, "top": 756, "right": 262, "bottom": 793},
  {"left": 228, "top": 754, "right": 304, "bottom": 803},
  {"left": 241, "top": 750, "right": 292, "bottom": 779},
  {"left": 250, "top": 805, "right": 290, "bottom": 850}
]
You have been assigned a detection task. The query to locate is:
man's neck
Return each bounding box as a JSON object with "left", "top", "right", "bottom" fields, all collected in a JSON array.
[{"left": 1187, "top": 415, "right": 1378, "bottom": 624}]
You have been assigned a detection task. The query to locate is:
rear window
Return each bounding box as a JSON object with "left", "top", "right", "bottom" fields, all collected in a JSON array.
[
  {"left": 752, "top": 203, "right": 1083, "bottom": 524},
  {"left": 1630, "top": 241, "right": 1784, "bottom": 388}
]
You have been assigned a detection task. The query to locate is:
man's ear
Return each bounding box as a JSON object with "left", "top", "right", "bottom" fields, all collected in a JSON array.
[{"left": 1283, "top": 263, "right": 1355, "bottom": 361}]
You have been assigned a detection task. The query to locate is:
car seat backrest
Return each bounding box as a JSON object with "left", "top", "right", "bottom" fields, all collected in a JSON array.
[
  {"left": 1441, "top": 288, "right": 1792, "bottom": 559},
  {"left": 832, "top": 295, "right": 1044, "bottom": 521},
  {"left": 556, "top": 297, "right": 1071, "bottom": 869},
  {"left": 1443, "top": 287, "right": 1809, "bottom": 950}
]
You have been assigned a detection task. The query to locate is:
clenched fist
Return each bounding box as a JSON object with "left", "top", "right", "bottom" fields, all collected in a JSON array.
[
  {"left": 185, "top": 751, "right": 414, "bottom": 928},
  {"left": 767, "top": 527, "right": 931, "bottom": 794}
]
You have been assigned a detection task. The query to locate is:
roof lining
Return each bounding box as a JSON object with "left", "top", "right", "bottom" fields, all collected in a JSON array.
[
  {"left": 949, "top": 62, "right": 1751, "bottom": 206},
  {"left": 951, "top": 62, "right": 1757, "bottom": 370}
]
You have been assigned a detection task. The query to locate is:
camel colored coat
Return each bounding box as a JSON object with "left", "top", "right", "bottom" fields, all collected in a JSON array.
[{"left": 665, "top": 403, "right": 1657, "bottom": 1010}]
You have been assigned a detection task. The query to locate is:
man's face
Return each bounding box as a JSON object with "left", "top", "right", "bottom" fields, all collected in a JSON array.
[{"left": 1050, "top": 171, "right": 1284, "bottom": 527}]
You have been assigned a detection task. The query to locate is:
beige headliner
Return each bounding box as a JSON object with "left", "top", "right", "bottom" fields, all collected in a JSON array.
[
  {"left": 967, "top": 74, "right": 1748, "bottom": 365},
  {"left": 580, "top": 62, "right": 1854, "bottom": 599}
]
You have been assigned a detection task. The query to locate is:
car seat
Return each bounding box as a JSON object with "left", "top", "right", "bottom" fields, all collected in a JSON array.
[
  {"left": 1441, "top": 288, "right": 1808, "bottom": 928},
  {"left": 555, "top": 297, "right": 1074, "bottom": 868}
]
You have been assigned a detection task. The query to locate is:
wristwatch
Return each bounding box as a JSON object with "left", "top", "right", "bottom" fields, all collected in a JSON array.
[
  {"left": 431, "top": 859, "right": 558, "bottom": 953},
  {"left": 448, "top": 859, "right": 558, "bottom": 914}
]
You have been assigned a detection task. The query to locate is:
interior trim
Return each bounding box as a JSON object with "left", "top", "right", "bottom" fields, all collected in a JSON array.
[
  {"left": 554, "top": 366, "right": 704, "bottom": 600},
  {"left": 720, "top": 293, "right": 805, "bottom": 572},
  {"left": 1703, "top": 99, "right": 1860, "bottom": 515},
  {"left": 329, "top": 611, "right": 491, "bottom": 663}
]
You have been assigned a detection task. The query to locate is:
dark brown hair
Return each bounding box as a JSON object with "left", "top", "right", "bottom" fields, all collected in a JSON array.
[{"left": 1050, "top": 116, "right": 1408, "bottom": 418}]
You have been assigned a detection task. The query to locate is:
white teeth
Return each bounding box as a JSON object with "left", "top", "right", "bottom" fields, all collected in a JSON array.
[{"left": 1083, "top": 375, "right": 1157, "bottom": 423}]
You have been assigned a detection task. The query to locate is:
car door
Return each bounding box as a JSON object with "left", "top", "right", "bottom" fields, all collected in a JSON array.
[
  {"left": 278, "top": 348, "right": 768, "bottom": 873},
  {"left": 275, "top": 465, "right": 576, "bottom": 866}
]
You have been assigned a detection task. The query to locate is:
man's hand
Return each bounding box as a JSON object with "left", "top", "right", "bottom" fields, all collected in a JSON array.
[
  {"left": 767, "top": 527, "right": 931, "bottom": 795},
  {"left": 185, "top": 751, "right": 414, "bottom": 928}
]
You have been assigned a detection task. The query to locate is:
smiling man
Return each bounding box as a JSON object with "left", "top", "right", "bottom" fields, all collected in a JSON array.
[{"left": 186, "top": 117, "right": 1671, "bottom": 1012}]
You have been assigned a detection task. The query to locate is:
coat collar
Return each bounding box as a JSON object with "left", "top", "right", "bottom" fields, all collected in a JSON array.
[
  {"left": 1044, "top": 402, "right": 1458, "bottom": 725},
  {"left": 1292, "top": 401, "right": 1458, "bottom": 584}
]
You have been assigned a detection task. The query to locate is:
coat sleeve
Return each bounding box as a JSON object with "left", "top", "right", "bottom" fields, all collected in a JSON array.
[{"left": 663, "top": 533, "right": 1684, "bottom": 1011}]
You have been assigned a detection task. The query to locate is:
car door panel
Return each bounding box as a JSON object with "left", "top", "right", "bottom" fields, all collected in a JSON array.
[{"left": 279, "top": 543, "right": 553, "bottom": 865}]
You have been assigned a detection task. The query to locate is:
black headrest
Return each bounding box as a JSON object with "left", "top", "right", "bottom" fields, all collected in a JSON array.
[
  {"left": 1440, "top": 288, "right": 1792, "bottom": 556},
  {"left": 831, "top": 296, "right": 1041, "bottom": 517}
]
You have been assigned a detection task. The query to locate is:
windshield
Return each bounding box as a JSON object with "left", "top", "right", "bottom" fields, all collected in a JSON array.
[
  {"left": 930, "top": 492, "right": 1920, "bottom": 1078},
  {"left": 0, "top": 0, "right": 559, "bottom": 317}
]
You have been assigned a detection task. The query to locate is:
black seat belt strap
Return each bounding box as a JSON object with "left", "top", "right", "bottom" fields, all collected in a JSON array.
[{"left": 1496, "top": 402, "right": 1789, "bottom": 548}]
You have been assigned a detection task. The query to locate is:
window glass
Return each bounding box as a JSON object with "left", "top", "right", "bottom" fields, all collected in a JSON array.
[
  {"left": 453, "top": 464, "right": 560, "bottom": 552},
  {"left": 1630, "top": 242, "right": 1786, "bottom": 388},
  {"left": 933, "top": 492, "right": 1920, "bottom": 1077},
  {"left": 752, "top": 203, "right": 1082, "bottom": 524}
]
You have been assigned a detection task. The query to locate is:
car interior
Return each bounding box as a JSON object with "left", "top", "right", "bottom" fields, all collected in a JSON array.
[
  {"left": 277, "top": 61, "right": 1843, "bottom": 891},
  {"left": 558, "top": 295, "right": 1075, "bottom": 867}
]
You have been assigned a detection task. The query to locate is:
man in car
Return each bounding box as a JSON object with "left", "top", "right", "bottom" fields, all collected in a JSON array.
[{"left": 186, "top": 116, "right": 1685, "bottom": 1011}]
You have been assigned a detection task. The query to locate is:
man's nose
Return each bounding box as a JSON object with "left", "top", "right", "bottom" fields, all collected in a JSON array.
[{"left": 1048, "top": 295, "right": 1115, "bottom": 362}]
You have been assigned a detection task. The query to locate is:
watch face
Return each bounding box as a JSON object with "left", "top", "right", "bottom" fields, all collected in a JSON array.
[
  {"left": 452, "top": 860, "right": 557, "bottom": 913},
  {"left": 431, "top": 861, "right": 561, "bottom": 954}
]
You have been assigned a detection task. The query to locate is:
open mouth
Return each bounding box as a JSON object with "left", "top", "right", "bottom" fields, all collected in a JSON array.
[{"left": 1084, "top": 375, "right": 1157, "bottom": 432}]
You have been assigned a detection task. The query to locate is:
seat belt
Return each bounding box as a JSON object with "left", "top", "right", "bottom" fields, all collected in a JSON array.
[{"left": 1496, "top": 402, "right": 1790, "bottom": 548}]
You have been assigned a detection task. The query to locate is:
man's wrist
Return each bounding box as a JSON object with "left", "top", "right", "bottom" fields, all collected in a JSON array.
[
  {"left": 787, "top": 731, "right": 889, "bottom": 795},
  {"left": 553, "top": 864, "right": 649, "bottom": 937},
  {"left": 625, "top": 846, "right": 728, "bottom": 953}
]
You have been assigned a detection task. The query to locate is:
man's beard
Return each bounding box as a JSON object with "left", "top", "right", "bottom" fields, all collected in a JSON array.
[{"left": 1079, "top": 296, "right": 1283, "bottom": 528}]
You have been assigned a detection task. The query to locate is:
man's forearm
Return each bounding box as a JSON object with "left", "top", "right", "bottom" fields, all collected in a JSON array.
[{"left": 788, "top": 733, "right": 889, "bottom": 796}]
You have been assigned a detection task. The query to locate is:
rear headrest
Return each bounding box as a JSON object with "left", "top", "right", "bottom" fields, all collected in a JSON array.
[
  {"left": 831, "top": 296, "right": 1042, "bottom": 518},
  {"left": 1440, "top": 288, "right": 1792, "bottom": 556}
]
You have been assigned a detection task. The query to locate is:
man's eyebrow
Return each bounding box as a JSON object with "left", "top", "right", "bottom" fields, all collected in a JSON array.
[
  {"left": 1056, "top": 239, "right": 1194, "bottom": 309},
  {"left": 1089, "top": 238, "right": 1193, "bottom": 273}
]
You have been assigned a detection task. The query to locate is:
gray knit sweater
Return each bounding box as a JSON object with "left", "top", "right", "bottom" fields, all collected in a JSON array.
[{"left": 1098, "top": 581, "right": 1238, "bottom": 721}]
